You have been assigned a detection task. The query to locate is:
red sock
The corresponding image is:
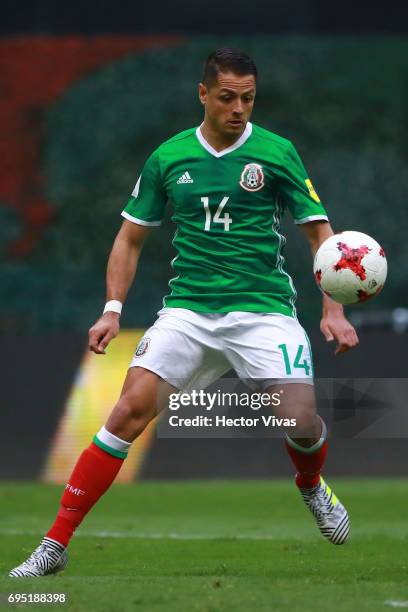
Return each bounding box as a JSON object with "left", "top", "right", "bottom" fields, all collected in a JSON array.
[
  {"left": 46, "top": 442, "right": 124, "bottom": 547},
  {"left": 285, "top": 439, "right": 328, "bottom": 489}
]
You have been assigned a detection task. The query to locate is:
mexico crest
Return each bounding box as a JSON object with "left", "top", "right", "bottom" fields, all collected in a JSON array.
[
  {"left": 135, "top": 336, "right": 150, "bottom": 357},
  {"left": 239, "top": 163, "right": 264, "bottom": 192}
]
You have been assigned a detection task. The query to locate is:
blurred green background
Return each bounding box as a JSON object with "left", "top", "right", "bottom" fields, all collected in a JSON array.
[{"left": 3, "top": 37, "right": 407, "bottom": 331}]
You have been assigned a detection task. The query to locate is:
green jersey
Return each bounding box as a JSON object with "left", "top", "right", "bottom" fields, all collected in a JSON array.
[{"left": 122, "top": 122, "right": 328, "bottom": 317}]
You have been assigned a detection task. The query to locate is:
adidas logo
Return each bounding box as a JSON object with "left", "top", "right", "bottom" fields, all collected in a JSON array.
[{"left": 177, "top": 171, "right": 194, "bottom": 184}]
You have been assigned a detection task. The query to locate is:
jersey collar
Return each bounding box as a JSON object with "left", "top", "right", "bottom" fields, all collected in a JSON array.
[{"left": 196, "top": 122, "right": 252, "bottom": 158}]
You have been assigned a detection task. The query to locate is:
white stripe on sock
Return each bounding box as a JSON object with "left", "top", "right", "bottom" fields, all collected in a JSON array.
[
  {"left": 96, "top": 426, "right": 132, "bottom": 453},
  {"left": 285, "top": 416, "right": 327, "bottom": 453}
]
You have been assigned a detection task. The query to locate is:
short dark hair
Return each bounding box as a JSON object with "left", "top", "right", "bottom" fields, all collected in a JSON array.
[{"left": 202, "top": 48, "right": 257, "bottom": 87}]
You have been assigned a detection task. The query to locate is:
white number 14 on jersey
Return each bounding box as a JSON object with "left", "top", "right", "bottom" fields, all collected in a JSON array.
[{"left": 201, "top": 196, "right": 232, "bottom": 231}]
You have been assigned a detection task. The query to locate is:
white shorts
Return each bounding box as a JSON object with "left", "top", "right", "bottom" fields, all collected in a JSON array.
[{"left": 130, "top": 307, "right": 314, "bottom": 391}]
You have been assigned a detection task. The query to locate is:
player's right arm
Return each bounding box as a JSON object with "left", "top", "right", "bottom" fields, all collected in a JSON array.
[
  {"left": 88, "top": 220, "right": 150, "bottom": 354},
  {"left": 89, "top": 147, "right": 167, "bottom": 354}
]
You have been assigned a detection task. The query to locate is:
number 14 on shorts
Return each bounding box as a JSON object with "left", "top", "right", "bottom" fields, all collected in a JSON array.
[{"left": 278, "top": 343, "right": 311, "bottom": 376}]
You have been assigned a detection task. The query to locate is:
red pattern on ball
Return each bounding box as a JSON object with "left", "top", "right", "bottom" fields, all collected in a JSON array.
[{"left": 334, "top": 242, "right": 371, "bottom": 280}]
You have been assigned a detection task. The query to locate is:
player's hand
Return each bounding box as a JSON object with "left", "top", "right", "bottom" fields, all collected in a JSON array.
[
  {"left": 88, "top": 312, "right": 120, "bottom": 354},
  {"left": 320, "top": 311, "right": 359, "bottom": 355}
]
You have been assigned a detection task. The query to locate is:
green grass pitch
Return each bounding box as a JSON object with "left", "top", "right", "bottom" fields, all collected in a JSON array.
[{"left": 1, "top": 480, "right": 408, "bottom": 611}]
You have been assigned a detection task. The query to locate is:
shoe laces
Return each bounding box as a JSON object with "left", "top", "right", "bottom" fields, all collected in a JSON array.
[
  {"left": 25, "top": 543, "right": 48, "bottom": 567},
  {"left": 307, "top": 485, "right": 333, "bottom": 521}
]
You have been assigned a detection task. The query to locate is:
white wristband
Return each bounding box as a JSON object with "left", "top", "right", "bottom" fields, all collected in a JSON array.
[{"left": 103, "top": 300, "right": 122, "bottom": 315}]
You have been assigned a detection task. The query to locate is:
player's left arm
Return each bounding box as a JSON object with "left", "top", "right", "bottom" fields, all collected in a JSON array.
[
  {"left": 300, "top": 220, "right": 359, "bottom": 355},
  {"left": 277, "top": 141, "right": 359, "bottom": 354}
]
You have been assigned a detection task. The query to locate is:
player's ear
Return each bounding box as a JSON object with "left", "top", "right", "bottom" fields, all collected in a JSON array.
[{"left": 198, "top": 82, "right": 207, "bottom": 105}]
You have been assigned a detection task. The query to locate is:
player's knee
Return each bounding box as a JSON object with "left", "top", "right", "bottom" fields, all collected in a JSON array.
[
  {"left": 292, "top": 410, "right": 320, "bottom": 439},
  {"left": 114, "top": 392, "right": 155, "bottom": 427}
]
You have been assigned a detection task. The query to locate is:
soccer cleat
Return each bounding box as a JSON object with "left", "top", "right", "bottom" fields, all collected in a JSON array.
[
  {"left": 9, "top": 537, "right": 68, "bottom": 577},
  {"left": 299, "top": 476, "right": 350, "bottom": 545}
]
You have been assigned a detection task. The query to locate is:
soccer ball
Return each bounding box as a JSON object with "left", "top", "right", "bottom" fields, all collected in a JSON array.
[{"left": 313, "top": 231, "right": 387, "bottom": 305}]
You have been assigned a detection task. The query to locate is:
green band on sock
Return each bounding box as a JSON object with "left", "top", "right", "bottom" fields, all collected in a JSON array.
[
  {"left": 285, "top": 435, "right": 325, "bottom": 454},
  {"left": 285, "top": 417, "right": 327, "bottom": 454},
  {"left": 93, "top": 435, "right": 128, "bottom": 459}
]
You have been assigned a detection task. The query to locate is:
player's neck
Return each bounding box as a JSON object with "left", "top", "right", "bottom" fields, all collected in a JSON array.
[{"left": 200, "top": 120, "right": 246, "bottom": 152}]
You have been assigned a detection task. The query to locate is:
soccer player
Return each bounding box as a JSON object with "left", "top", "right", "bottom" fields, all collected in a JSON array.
[{"left": 10, "top": 48, "right": 359, "bottom": 577}]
